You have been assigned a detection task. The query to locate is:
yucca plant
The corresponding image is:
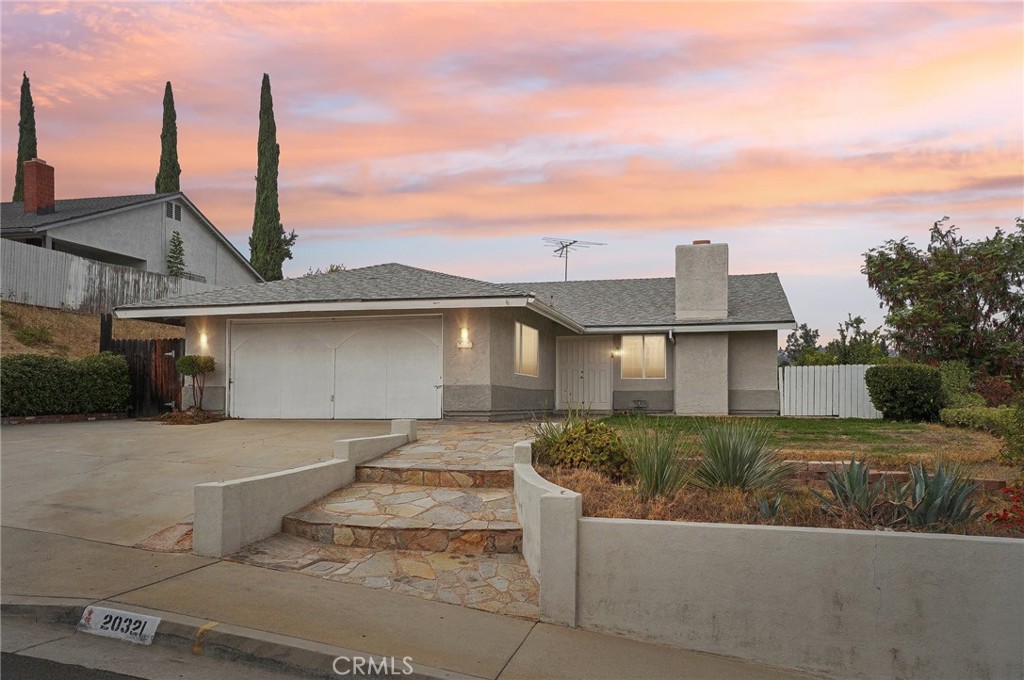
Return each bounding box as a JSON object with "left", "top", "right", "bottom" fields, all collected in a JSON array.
[
  {"left": 812, "top": 457, "right": 890, "bottom": 524},
  {"left": 622, "top": 415, "right": 690, "bottom": 498},
  {"left": 895, "top": 462, "right": 985, "bottom": 528},
  {"left": 692, "top": 419, "right": 797, "bottom": 493}
]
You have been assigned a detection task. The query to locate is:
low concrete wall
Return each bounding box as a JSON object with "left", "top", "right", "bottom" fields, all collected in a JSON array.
[
  {"left": 574, "top": 519, "right": 1023, "bottom": 680},
  {"left": 512, "top": 440, "right": 580, "bottom": 626},
  {"left": 193, "top": 420, "right": 415, "bottom": 557}
]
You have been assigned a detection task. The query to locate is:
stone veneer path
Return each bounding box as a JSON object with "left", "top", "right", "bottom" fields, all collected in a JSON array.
[{"left": 231, "top": 420, "right": 541, "bottom": 620}]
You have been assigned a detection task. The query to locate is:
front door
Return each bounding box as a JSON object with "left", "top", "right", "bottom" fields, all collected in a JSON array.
[{"left": 556, "top": 337, "right": 613, "bottom": 411}]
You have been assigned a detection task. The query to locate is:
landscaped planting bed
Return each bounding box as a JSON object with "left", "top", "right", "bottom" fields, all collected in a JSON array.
[{"left": 534, "top": 415, "right": 1024, "bottom": 539}]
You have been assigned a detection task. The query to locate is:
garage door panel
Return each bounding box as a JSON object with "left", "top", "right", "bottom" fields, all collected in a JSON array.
[
  {"left": 231, "top": 325, "right": 334, "bottom": 419},
  {"left": 334, "top": 328, "right": 388, "bottom": 419},
  {"left": 231, "top": 318, "right": 441, "bottom": 420}
]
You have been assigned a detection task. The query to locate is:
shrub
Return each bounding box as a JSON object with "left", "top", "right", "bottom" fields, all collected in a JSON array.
[
  {"left": 939, "top": 361, "right": 986, "bottom": 408},
  {"left": 692, "top": 419, "right": 797, "bottom": 493},
  {"left": 895, "top": 462, "right": 985, "bottom": 528},
  {"left": 0, "top": 353, "right": 129, "bottom": 417},
  {"left": 14, "top": 324, "right": 52, "bottom": 347},
  {"left": 622, "top": 416, "right": 690, "bottom": 498},
  {"left": 176, "top": 354, "right": 216, "bottom": 410},
  {"left": 865, "top": 364, "right": 945, "bottom": 421},
  {"left": 73, "top": 353, "right": 131, "bottom": 414},
  {"left": 985, "top": 483, "right": 1024, "bottom": 527},
  {"left": 974, "top": 375, "right": 1014, "bottom": 407},
  {"left": 1001, "top": 399, "right": 1024, "bottom": 467},
  {"left": 536, "top": 419, "right": 631, "bottom": 480},
  {"left": 939, "top": 406, "right": 1012, "bottom": 436},
  {"left": 812, "top": 458, "right": 892, "bottom": 525},
  {"left": 532, "top": 407, "right": 586, "bottom": 460}
]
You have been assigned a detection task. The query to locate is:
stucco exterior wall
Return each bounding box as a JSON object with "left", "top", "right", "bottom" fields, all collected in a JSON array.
[
  {"left": 673, "top": 332, "right": 729, "bottom": 415},
  {"left": 575, "top": 519, "right": 1023, "bottom": 680},
  {"left": 45, "top": 200, "right": 257, "bottom": 287},
  {"left": 728, "top": 331, "right": 781, "bottom": 414},
  {"left": 487, "top": 308, "right": 557, "bottom": 417},
  {"left": 442, "top": 308, "right": 493, "bottom": 415},
  {"left": 184, "top": 316, "right": 228, "bottom": 411}
]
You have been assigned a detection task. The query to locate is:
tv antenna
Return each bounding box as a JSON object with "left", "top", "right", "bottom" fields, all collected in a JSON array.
[{"left": 542, "top": 237, "right": 606, "bottom": 282}]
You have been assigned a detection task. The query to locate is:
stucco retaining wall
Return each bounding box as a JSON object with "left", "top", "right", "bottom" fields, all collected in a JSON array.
[
  {"left": 193, "top": 421, "right": 415, "bottom": 557},
  {"left": 512, "top": 440, "right": 580, "bottom": 626},
  {"left": 520, "top": 455, "right": 1024, "bottom": 679}
]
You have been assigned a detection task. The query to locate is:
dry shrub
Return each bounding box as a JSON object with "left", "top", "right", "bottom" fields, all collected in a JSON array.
[
  {"left": 158, "top": 408, "right": 226, "bottom": 426},
  {"left": 538, "top": 465, "right": 1022, "bottom": 538}
]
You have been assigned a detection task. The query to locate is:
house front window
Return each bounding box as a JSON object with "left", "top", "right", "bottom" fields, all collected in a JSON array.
[
  {"left": 621, "top": 334, "right": 666, "bottom": 379},
  {"left": 514, "top": 321, "right": 539, "bottom": 377}
]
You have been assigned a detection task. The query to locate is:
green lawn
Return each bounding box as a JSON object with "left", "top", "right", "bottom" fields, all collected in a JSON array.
[{"left": 599, "top": 414, "right": 1004, "bottom": 470}]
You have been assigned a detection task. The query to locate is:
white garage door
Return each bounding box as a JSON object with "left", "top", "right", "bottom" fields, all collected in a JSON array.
[{"left": 230, "top": 317, "right": 442, "bottom": 419}]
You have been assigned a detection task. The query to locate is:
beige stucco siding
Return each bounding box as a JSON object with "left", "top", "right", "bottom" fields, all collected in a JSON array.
[{"left": 728, "top": 330, "right": 781, "bottom": 413}]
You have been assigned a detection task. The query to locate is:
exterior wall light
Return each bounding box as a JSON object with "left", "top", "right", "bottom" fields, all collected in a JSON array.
[
  {"left": 457, "top": 326, "right": 473, "bottom": 349},
  {"left": 200, "top": 332, "right": 208, "bottom": 349},
  {"left": 610, "top": 348, "right": 620, "bottom": 358}
]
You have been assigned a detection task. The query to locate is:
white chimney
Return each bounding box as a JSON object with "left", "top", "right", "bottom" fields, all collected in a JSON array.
[{"left": 675, "top": 240, "right": 728, "bottom": 321}]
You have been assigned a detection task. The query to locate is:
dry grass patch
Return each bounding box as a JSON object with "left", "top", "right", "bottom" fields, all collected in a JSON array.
[
  {"left": 1, "top": 301, "right": 183, "bottom": 359},
  {"left": 539, "top": 465, "right": 1023, "bottom": 538}
]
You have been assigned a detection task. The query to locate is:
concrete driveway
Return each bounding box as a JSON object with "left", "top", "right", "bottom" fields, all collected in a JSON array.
[{"left": 0, "top": 419, "right": 390, "bottom": 546}]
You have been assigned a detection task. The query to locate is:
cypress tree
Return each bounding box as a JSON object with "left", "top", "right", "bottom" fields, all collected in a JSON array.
[
  {"left": 248, "top": 73, "right": 296, "bottom": 281},
  {"left": 154, "top": 81, "right": 181, "bottom": 193},
  {"left": 13, "top": 72, "right": 38, "bottom": 202},
  {"left": 167, "top": 230, "right": 186, "bottom": 277}
]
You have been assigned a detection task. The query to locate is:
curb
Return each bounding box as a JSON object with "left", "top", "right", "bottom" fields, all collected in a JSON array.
[{"left": 2, "top": 598, "right": 484, "bottom": 680}]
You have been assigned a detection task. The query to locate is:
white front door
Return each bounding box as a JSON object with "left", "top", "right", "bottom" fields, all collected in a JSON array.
[
  {"left": 229, "top": 317, "right": 442, "bottom": 419},
  {"left": 556, "top": 337, "right": 613, "bottom": 411}
]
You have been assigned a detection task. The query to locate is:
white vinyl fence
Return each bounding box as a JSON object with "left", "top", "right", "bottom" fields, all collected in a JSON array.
[
  {"left": 1, "top": 238, "right": 218, "bottom": 314},
  {"left": 778, "top": 364, "right": 882, "bottom": 419}
]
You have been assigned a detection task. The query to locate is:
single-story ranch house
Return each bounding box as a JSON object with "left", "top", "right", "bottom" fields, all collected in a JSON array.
[{"left": 117, "top": 241, "right": 795, "bottom": 420}]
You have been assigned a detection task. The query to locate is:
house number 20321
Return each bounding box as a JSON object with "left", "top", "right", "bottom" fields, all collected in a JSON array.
[{"left": 78, "top": 606, "right": 161, "bottom": 645}]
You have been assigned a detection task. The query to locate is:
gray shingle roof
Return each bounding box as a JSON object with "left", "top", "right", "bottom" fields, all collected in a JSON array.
[
  {"left": 121, "top": 262, "right": 794, "bottom": 329},
  {"left": 121, "top": 263, "right": 532, "bottom": 309},
  {"left": 516, "top": 274, "right": 794, "bottom": 327},
  {"left": 1, "top": 194, "right": 170, "bottom": 233}
]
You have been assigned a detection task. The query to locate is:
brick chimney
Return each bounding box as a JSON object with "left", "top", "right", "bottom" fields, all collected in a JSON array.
[
  {"left": 675, "top": 240, "right": 728, "bottom": 321},
  {"left": 24, "top": 158, "right": 55, "bottom": 215}
]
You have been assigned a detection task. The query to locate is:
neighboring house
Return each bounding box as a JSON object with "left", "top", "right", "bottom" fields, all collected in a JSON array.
[
  {"left": 1, "top": 159, "right": 261, "bottom": 287},
  {"left": 117, "top": 241, "right": 795, "bottom": 419}
]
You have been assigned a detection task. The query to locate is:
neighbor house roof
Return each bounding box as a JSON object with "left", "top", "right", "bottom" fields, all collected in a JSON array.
[
  {"left": 1, "top": 194, "right": 168, "bottom": 234},
  {"left": 2, "top": 192, "right": 262, "bottom": 281},
  {"left": 515, "top": 274, "right": 794, "bottom": 328},
  {"left": 117, "top": 262, "right": 794, "bottom": 332}
]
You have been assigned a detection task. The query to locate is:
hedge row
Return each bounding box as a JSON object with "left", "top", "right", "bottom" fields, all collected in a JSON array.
[
  {"left": 864, "top": 364, "right": 946, "bottom": 421},
  {"left": 1, "top": 353, "right": 131, "bottom": 417},
  {"left": 939, "top": 406, "right": 1012, "bottom": 435}
]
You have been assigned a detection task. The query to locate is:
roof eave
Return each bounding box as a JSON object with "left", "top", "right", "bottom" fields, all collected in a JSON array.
[
  {"left": 114, "top": 295, "right": 539, "bottom": 320},
  {"left": 581, "top": 321, "right": 796, "bottom": 334}
]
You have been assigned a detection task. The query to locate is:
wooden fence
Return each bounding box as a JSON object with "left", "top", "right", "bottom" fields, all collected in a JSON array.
[
  {"left": 1, "top": 238, "right": 217, "bottom": 314},
  {"left": 778, "top": 364, "right": 882, "bottom": 419}
]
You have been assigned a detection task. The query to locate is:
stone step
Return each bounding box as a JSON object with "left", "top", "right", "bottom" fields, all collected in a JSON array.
[
  {"left": 281, "top": 483, "right": 522, "bottom": 554},
  {"left": 355, "top": 465, "right": 512, "bottom": 489}
]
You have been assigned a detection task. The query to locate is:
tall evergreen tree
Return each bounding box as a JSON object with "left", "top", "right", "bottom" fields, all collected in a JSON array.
[
  {"left": 13, "top": 72, "right": 38, "bottom": 202},
  {"left": 167, "top": 230, "right": 186, "bottom": 277},
  {"left": 154, "top": 81, "right": 181, "bottom": 193},
  {"left": 248, "top": 73, "right": 296, "bottom": 281}
]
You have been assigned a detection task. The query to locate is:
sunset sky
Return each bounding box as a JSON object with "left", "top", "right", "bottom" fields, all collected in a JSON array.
[{"left": 2, "top": 2, "right": 1021, "bottom": 341}]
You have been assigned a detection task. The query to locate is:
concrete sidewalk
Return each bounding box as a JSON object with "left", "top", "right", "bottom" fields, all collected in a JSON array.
[{"left": 2, "top": 527, "right": 812, "bottom": 679}]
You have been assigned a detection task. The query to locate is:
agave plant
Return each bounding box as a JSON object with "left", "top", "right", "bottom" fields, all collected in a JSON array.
[
  {"left": 622, "top": 415, "right": 690, "bottom": 498},
  {"left": 812, "top": 457, "right": 889, "bottom": 524},
  {"left": 895, "top": 462, "right": 985, "bottom": 528},
  {"left": 692, "top": 419, "right": 797, "bottom": 493},
  {"left": 757, "top": 493, "right": 784, "bottom": 521}
]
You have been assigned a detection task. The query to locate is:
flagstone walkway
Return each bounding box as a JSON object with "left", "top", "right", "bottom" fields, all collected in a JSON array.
[{"left": 230, "top": 420, "right": 541, "bottom": 619}]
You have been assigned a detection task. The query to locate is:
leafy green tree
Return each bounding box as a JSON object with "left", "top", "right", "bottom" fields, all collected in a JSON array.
[
  {"left": 782, "top": 323, "right": 820, "bottom": 365},
  {"left": 155, "top": 81, "right": 181, "bottom": 193},
  {"left": 166, "top": 230, "right": 186, "bottom": 277},
  {"left": 176, "top": 355, "right": 215, "bottom": 411},
  {"left": 862, "top": 218, "right": 1024, "bottom": 383},
  {"left": 823, "top": 315, "right": 888, "bottom": 365},
  {"left": 301, "top": 263, "right": 345, "bottom": 277},
  {"left": 12, "top": 72, "right": 37, "bottom": 202},
  {"left": 248, "top": 73, "right": 296, "bottom": 281}
]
